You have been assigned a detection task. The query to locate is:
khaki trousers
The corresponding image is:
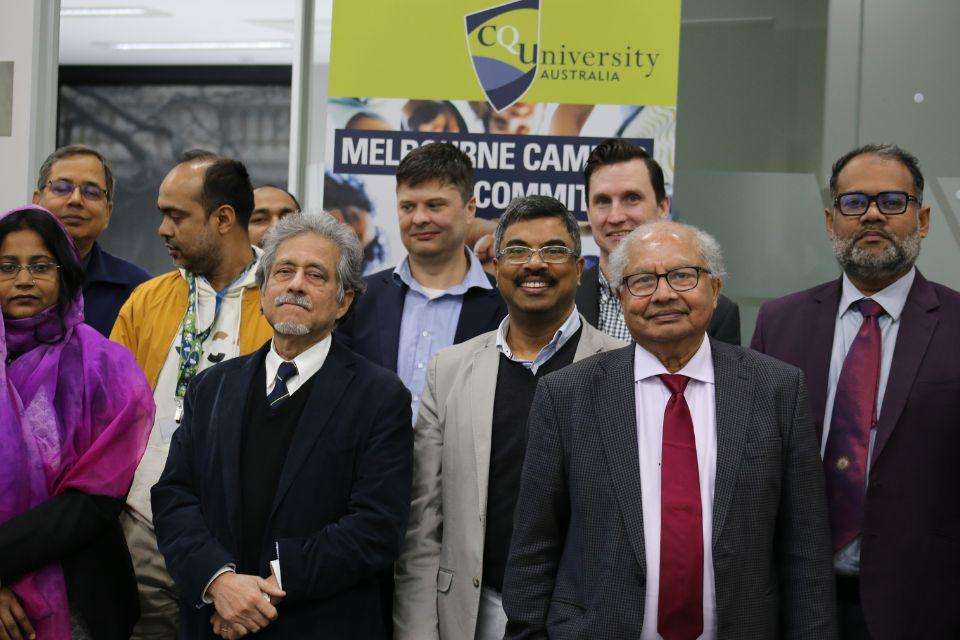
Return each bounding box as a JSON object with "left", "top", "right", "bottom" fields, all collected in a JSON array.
[{"left": 121, "top": 509, "right": 180, "bottom": 640}]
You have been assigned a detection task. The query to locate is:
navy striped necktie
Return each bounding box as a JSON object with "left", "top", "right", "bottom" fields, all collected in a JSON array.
[{"left": 267, "top": 361, "right": 298, "bottom": 408}]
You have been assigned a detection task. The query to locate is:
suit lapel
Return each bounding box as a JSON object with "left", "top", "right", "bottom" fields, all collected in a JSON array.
[
  {"left": 573, "top": 319, "right": 611, "bottom": 361},
  {"left": 220, "top": 345, "right": 269, "bottom": 547},
  {"left": 710, "top": 340, "right": 752, "bottom": 550},
  {"left": 454, "top": 287, "right": 500, "bottom": 343},
  {"left": 377, "top": 274, "right": 405, "bottom": 372},
  {"left": 575, "top": 266, "right": 601, "bottom": 327},
  {"left": 267, "top": 341, "right": 356, "bottom": 520},
  {"left": 469, "top": 336, "right": 500, "bottom": 517},
  {"left": 806, "top": 280, "right": 842, "bottom": 438},
  {"left": 872, "top": 272, "right": 939, "bottom": 464},
  {"left": 596, "top": 346, "right": 647, "bottom": 572}
]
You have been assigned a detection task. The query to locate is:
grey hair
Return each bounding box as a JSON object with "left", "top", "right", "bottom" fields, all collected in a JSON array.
[
  {"left": 493, "top": 195, "right": 581, "bottom": 256},
  {"left": 37, "top": 144, "right": 116, "bottom": 203},
  {"left": 256, "top": 212, "right": 366, "bottom": 307},
  {"left": 608, "top": 220, "right": 727, "bottom": 289}
]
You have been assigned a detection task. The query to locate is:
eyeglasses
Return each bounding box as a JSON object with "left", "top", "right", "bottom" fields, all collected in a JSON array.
[
  {"left": 621, "top": 266, "right": 709, "bottom": 297},
  {"left": 44, "top": 178, "right": 107, "bottom": 202},
  {"left": 0, "top": 262, "right": 61, "bottom": 281},
  {"left": 834, "top": 191, "right": 920, "bottom": 216},
  {"left": 498, "top": 245, "right": 577, "bottom": 265}
]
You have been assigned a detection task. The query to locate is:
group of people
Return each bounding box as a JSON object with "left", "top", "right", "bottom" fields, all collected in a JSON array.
[{"left": 0, "top": 136, "right": 955, "bottom": 640}]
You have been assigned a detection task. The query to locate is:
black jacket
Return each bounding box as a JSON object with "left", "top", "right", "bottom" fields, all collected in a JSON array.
[
  {"left": 153, "top": 339, "right": 413, "bottom": 639},
  {"left": 0, "top": 490, "right": 139, "bottom": 640}
]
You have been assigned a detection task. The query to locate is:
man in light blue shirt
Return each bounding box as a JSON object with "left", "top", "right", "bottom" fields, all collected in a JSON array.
[{"left": 335, "top": 142, "right": 507, "bottom": 416}]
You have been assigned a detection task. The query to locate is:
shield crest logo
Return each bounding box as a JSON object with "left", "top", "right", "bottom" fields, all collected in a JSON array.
[{"left": 465, "top": 0, "right": 540, "bottom": 112}]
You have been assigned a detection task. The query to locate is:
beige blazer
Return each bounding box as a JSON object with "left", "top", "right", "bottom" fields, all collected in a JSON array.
[{"left": 394, "top": 316, "right": 626, "bottom": 639}]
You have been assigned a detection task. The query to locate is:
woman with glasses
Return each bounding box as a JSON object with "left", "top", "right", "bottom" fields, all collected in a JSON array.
[{"left": 0, "top": 205, "right": 154, "bottom": 640}]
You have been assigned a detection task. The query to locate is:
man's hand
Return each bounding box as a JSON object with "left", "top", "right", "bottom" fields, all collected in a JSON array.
[
  {"left": 473, "top": 233, "right": 496, "bottom": 275},
  {"left": 211, "top": 612, "right": 248, "bottom": 640},
  {"left": 207, "top": 572, "right": 285, "bottom": 633},
  {"left": 262, "top": 573, "right": 284, "bottom": 606},
  {"left": 0, "top": 587, "right": 35, "bottom": 640}
]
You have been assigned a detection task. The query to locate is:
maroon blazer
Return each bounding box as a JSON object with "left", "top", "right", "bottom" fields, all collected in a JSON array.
[{"left": 750, "top": 271, "right": 960, "bottom": 639}]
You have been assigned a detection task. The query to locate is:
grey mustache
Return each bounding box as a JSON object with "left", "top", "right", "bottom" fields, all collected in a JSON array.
[{"left": 274, "top": 294, "right": 312, "bottom": 310}]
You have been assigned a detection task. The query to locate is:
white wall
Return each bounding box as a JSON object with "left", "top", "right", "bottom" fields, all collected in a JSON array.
[{"left": 0, "top": 0, "right": 59, "bottom": 210}]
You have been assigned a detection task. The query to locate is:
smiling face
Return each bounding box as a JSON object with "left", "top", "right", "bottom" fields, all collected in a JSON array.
[
  {"left": 0, "top": 228, "right": 61, "bottom": 319},
  {"left": 260, "top": 232, "right": 354, "bottom": 342},
  {"left": 32, "top": 154, "right": 112, "bottom": 257},
  {"left": 826, "top": 153, "right": 929, "bottom": 289},
  {"left": 396, "top": 179, "right": 475, "bottom": 262},
  {"left": 618, "top": 227, "right": 720, "bottom": 353},
  {"left": 495, "top": 216, "right": 584, "bottom": 322},
  {"left": 587, "top": 158, "right": 669, "bottom": 262}
]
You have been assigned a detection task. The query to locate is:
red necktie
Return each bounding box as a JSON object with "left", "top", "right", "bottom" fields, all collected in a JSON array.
[
  {"left": 657, "top": 374, "right": 703, "bottom": 640},
  {"left": 824, "top": 298, "right": 884, "bottom": 551}
]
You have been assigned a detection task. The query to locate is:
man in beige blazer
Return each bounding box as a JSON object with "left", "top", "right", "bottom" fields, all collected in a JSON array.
[{"left": 394, "top": 195, "right": 625, "bottom": 640}]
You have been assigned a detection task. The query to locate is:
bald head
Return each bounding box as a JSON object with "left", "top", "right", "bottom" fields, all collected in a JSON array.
[{"left": 608, "top": 220, "right": 725, "bottom": 290}]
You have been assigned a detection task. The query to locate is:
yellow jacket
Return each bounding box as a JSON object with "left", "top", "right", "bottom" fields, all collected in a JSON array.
[{"left": 110, "top": 271, "right": 273, "bottom": 390}]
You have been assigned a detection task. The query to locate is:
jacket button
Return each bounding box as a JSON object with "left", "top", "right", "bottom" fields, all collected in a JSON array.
[{"left": 473, "top": 576, "right": 480, "bottom": 588}]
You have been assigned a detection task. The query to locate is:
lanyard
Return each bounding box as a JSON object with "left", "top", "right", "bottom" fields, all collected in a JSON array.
[{"left": 173, "top": 261, "right": 254, "bottom": 420}]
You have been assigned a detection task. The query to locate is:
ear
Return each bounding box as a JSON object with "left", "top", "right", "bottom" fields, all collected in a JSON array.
[
  {"left": 464, "top": 195, "right": 477, "bottom": 220},
  {"left": 335, "top": 289, "right": 356, "bottom": 320},
  {"left": 213, "top": 204, "right": 238, "bottom": 235},
  {"left": 656, "top": 196, "right": 671, "bottom": 218},
  {"left": 31, "top": 190, "right": 41, "bottom": 205},
  {"left": 824, "top": 207, "right": 835, "bottom": 238},
  {"left": 710, "top": 275, "right": 722, "bottom": 308},
  {"left": 575, "top": 256, "right": 585, "bottom": 284},
  {"left": 918, "top": 204, "right": 931, "bottom": 238}
]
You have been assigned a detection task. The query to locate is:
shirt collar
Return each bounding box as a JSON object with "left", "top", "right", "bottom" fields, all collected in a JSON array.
[
  {"left": 839, "top": 266, "right": 915, "bottom": 322},
  {"left": 181, "top": 246, "right": 262, "bottom": 295},
  {"left": 633, "top": 336, "right": 714, "bottom": 385},
  {"left": 266, "top": 333, "right": 332, "bottom": 387},
  {"left": 495, "top": 307, "right": 581, "bottom": 362},
  {"left": 392, "top": 249, "right": 493, "bottom": 297}
]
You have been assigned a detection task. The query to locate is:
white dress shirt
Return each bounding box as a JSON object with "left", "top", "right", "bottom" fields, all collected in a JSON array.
[
  {"left": 823, "top": 267, "right": 914, "bottom": 574},
  {"left": 634, "top": 338, "right": 717, "bottom": 640},
  {"left": 265, "top": 333, "right": 332, "bottom": 396}
]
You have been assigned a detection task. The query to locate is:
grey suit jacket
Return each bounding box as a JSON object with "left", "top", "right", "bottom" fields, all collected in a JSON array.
[
  {"left": 502, "top": 340, "right": 836, "bottom": 640},
  {"left": 394, "top": 316, "right": 626, "bottom": 640}
]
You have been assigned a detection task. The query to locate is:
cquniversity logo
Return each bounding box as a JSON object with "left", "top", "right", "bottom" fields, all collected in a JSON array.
[{"left": 465, "top": 0, "right": 540, "bottom": 112}]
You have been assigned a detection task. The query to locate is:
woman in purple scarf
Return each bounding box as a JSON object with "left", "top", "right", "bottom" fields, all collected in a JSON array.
[{"left": 0, "top": 206, "right": 154, "bottom": 640}]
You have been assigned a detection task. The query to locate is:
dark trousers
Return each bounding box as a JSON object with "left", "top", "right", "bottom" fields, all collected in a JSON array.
[{"left": 836, "top": 575, "right": 872, "bottom": 640}]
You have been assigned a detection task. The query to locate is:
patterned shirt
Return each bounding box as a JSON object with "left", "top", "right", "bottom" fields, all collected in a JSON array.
[{"left": 598, "top": 267, "right": 633, "bottom": 342}]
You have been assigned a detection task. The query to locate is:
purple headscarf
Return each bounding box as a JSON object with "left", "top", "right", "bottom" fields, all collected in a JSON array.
[{"left": 0, "top": 205, "right": 154, "bottom": 639}]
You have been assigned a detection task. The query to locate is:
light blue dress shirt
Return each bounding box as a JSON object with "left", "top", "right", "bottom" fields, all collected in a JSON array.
[
  {"left": 824, "top": 267, "right": 914, "bottom": 574},
  {"left": 494, "top": 308, "right": 581, "bottom": 374},
  {"left": 394, "top": 250, "right": 493, "bottom": 417}
]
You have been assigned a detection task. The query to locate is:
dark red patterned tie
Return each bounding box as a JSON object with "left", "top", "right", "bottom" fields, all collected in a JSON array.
[
  {"left": 657, "top": 374, "right": 703, "bottom": 640},
  {"left": 824, "top": 298, "right": 884, "bottom": 551}
]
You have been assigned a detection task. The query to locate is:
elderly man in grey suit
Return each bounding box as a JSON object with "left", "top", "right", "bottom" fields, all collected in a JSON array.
[
  {"left": 502, "top": 220, "right": 836, "bottom": 640},
  {"left": 394, "top": 195, "right": 624, "bottom": 640}
]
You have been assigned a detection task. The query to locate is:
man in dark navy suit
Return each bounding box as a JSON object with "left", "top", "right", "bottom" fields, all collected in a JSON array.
[
  {"left": 335, "top": 142, "right": 506, "bottom": 419},
  {"left": 33, "top": 144, "right": 150, "bottom": 336},
  {"left": 153, "top": 213, "right": 412, "bottom": 639}
]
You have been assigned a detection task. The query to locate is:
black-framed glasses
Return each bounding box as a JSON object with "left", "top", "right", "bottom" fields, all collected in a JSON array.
[
  {"left": 498, "top": 245, "right": 578, "bottom": 265},
  {"left": 621, "top": 266, "right": 710, "bottom": 297},
  {"left": 834, "top": 191, "right": 920, "bottom": 216},
  {"left": 0, "top": 262, "right": 61, "bottom": 281},
  {"left": 44, "top": 178, "right": 107, "bottom": 202}
]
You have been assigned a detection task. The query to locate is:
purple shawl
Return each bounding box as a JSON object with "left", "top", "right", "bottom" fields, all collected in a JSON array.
[{"left": 0, "top": 205, "right": 154, "bottom": 639}]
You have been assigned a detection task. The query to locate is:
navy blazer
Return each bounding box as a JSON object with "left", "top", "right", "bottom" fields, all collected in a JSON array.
[
  {"left": 334, "top": 265, "right": 507, "bottom": 372},
  {"left": 575, "top": 265, "right": 742, "bottom": 346},
  {"left": 751, "top": 271, "right": 960, "bottom": 639},
  {"left": 152, "top": 339, "right": 413, "bottom": 639},
  {"left": 83, "top": 242, "right": 151, "bottom": 337}
]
